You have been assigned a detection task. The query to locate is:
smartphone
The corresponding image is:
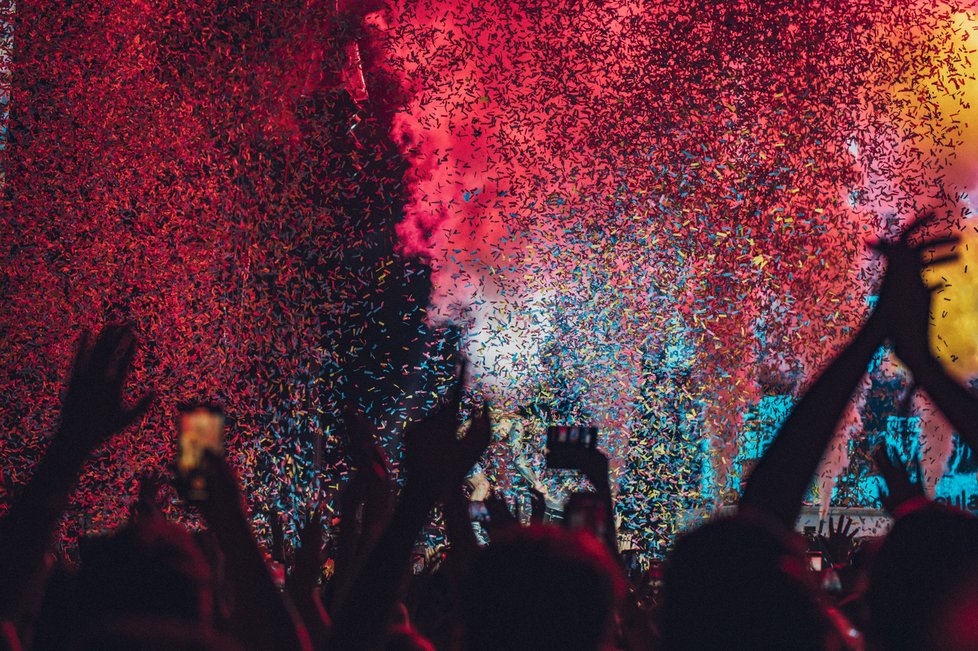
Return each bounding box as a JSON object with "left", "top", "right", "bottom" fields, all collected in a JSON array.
[
  {"left": 807, "top": 551, "right": 823, "bottom": 573},
  {"left": 175, "top": 404, "right": 225, "bottom": 501},
  {"left": 545, "top": 425, "right": 598, "bottom": 470},
  {"left": 468, "top": 500, "right": 491, "bottom": 523}
]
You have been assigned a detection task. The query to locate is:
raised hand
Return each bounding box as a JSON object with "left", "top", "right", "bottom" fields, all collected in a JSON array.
[
  {"left": 343, "top": 404, "right": 393, "bottom": 482},
  {"left": 817, "top": 515, "right": 857, "bottom": 568},
  {"left": 528, "top": 485, "right": 547, "bottom": 524},
  {"left": 0, "top": 324, "right": 154, "bottom": 619},
  {"left": 130, "top": 472, "right": 165, "bottom": 523},
  {"left": 192, "top": 450, "right": 312, "bottom": 651},
  {"left": 872, "top": 213, "right": 958, "bottom": 368},
  {"left": 329, "top": 359, "right": 491, "bottom": 650},
  {"left": 581, "top": 447, "right": 619, "bottom": 555},
  {"left": 270, "top": 509, "right": 287, "bottom": 564},
  {"left": 873, "top": 444, "right": 927, "bottom": 517},
  {"left": 581, "top": 447, "right": 612, "bottom": 494},
  {"left": 287, "top": 503, "right": 332, "bottom": 649},
  {"left": 335, "top": 405, "right": 395, "bottom": 577},
  {"left": 402, "top": 396, "right": 492, "bottom": 500},
  {"left": 57, "top": 324, "right": 154, "bottom": 454},
  {"left": 195, "top": 449, "right": 249, "bottom": 524},
  {"left": 289, "top": 505, "right": 325, "bottom": 594},
  {"left": 872, "top": 216, "right": 978, "bottom": 462},
  {"left": 740, "top": 255, "right": 889, "bottom": 527}
]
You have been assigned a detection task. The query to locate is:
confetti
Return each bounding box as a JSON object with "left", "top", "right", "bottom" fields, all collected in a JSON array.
[{"left": 3, "top": 1, "right": 978, "bottom": 556}]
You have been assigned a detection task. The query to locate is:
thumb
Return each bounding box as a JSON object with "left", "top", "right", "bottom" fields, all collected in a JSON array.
[{"left": 119, "top": 391, "right": 156, "bottom": 429}]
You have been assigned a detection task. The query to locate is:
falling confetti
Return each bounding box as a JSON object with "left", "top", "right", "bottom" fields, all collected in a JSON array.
[{"left": 2, "top": 0, "right": 978, "bottom": 555}]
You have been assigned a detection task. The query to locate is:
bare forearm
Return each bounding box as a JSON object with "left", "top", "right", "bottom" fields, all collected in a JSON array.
[
  {"left": 329, "top": 487, "right": 433, "bottom": 650},
  {"left": 905, "top": 354, "right": 978, "bottom": 452},
  {"left": 208, "top": 514, "right": 311, "bottom": 651},
  {"left": 741, "top": 313, "right": 885, "bottom": 527},
  {"left": 0, "top": 439, "right": 87, "bottom": 618}
]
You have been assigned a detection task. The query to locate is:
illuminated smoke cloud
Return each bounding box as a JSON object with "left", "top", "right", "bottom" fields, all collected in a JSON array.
[{"left": 383, "top": 0, "right": 978, "bottom": 502}]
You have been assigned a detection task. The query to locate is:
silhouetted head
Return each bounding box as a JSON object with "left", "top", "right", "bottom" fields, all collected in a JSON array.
[
  {"left": 70, "top": 617, "right": 240, "bottom": 651},
  {"left": 660, "top": 513, "right": 833, "bottom": 651},
  {"left": 868, "top": 504, "right": 978, "bottom": 651},
  {"left": 384, "top": 624, "right": 435, "bottom": 651},
  {"left": 460, "top": 525, "right": 624, "bottom": 651},
  {"left": 75, "top": 519, "right": 213, "bottom": 628}
]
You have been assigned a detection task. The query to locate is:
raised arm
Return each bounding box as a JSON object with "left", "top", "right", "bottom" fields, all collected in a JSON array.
[
  {"left": 329, "top": 407, "right": 396, "bottom": 605},
  {"left": 286, "top": 505, "right": 332, "bottom": 650},
  {"left": 442, "top": 484, "right": 479, "bottom": 557},
  {"left": 0, "top": 324, "right": 152, "bottom": 620},
  {"left": 329, "top": 393, "right": 491, "bottom": 650},
  {"left": 876, "top": 226, "right": 978, "bottom": 451},
  {"left": 196, "top": 452, "right": 311, "bottom": 651},
  {"left": 741, "top": 218, "right": 958, "bottom": 529},
  {"left": 872, "top": 444, "right": 928, "bottom": 518},
  {"left": 739, "top": 309, "right": 885, "bottom": 528},
  {"left": 582, "top": 448, "right": 619, "bottom": 557}
]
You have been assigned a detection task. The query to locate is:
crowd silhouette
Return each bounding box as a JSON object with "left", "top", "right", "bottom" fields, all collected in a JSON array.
[{"left": 2, "top": 217, "right": 978, "bottom": 650}]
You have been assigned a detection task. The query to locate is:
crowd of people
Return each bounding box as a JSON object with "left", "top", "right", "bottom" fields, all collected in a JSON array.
[{"left": 2, "top": 219, "right": 978, "bottom": 650}]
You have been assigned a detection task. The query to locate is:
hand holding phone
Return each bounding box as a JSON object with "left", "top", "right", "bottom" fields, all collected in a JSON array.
[
  {"left": 545, "top": 425, "right": 599, "bottom": 470},
  {"left": 175, "top": 404, "right": 225, "bottom": 502},
  {"left": 564, "top": 492, "right": 609, "bottom": 539}
]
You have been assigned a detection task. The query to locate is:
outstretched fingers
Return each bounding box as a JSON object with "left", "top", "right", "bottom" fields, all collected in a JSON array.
[
  {"left": 924, "top": 253, "right": 959, "bottom": 268},
  {"left": 870, "top": 213, "right": 958, "bottom": 263},
  {"left": 840, "top": 515, "right": 853, "bottom": 538},
  {"left": 900, "top": 212, "right": 938, "bottom": 242},
  {"left": 119, "top": 391, "right": 155, "bottom": 430},
  {"left": 914, "top": 235, "right": 960, "bottom": 253},
  {"left": 107, "top": 329, "right": 138, "bottom": 388},
  {"left": 89, "top": 324, "right": 126, "bottom": 374},
  {"left": 70, "top": 329, "right": 93, "bottom": 381}
]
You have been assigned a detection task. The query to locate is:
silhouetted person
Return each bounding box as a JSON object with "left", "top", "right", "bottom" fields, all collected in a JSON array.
[
  {"left": 459, "top": 525, "right": 624, "bottom": 651},
  {"left": 660, "top": 514, "right": 835, "bottom": 650}
]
